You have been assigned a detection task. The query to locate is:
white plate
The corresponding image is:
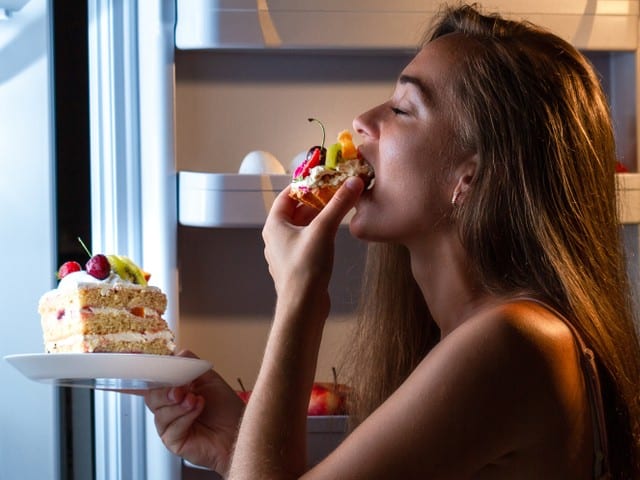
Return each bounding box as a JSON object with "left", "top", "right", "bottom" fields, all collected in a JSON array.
[{"left": 4, "top": 353, "right": 212, "bottom": 390}]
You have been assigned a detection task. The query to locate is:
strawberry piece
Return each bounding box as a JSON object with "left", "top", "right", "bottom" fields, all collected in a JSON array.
[
  {"left": 86, "top": 254, "right": 111, "bottom": 280},
  {"left": 57, "top": 261, "right": 82, "bottom": 279},
  {"left": 300, "top": 148, "right": 321, "bottom": 178},
  {"left": 293, "top": 159, "right": 308, "bottom": 179}
]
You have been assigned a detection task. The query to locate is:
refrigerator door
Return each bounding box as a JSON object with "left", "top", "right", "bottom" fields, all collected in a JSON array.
[
  {"left": 0, "top": 0, "right": 59, "bottom": 478},
  {"left": 88, "top": 0, "right": 179, "bottom": 479}
]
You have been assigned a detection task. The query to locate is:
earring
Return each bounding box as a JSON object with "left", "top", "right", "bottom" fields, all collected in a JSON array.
[{"left": 451, "top": 190, "right": 461, "bottom": 207}]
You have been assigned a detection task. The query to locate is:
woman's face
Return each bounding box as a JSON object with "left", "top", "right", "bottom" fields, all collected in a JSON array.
[{"left": 350, "top": 34, "right": 474, "bottom": 244}]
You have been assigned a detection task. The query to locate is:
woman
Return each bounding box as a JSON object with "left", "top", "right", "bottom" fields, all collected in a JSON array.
[{"left": 145, "top": 4, "right": 640, "bottom": 478}]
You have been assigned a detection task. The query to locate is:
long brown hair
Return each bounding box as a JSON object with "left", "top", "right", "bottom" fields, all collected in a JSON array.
[{"left": 341, "top": 4, "right": 640, "bottom": 477}]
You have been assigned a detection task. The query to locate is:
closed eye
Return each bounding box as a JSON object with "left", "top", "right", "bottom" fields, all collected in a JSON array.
[{"left": 391, "top": 107, "right": 407, "bottom": 116}]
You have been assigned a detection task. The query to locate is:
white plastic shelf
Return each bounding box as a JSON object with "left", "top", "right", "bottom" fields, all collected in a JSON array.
[
  {"left": 618, "top": 173, "right": 640, "bottom": 224},
  {"left": 175, "top": 0, "right": 639, "bottom": 51},
  {"left": 178, "top": 171, "right": 640, "bottom": 228},
  {"left": 179, "top": 171, "right": 290, "bottom": 227}
]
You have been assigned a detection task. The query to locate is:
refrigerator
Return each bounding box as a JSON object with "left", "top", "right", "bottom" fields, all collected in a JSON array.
[{"left": 1, "top": 1, "right": 638, "bottom": 479}]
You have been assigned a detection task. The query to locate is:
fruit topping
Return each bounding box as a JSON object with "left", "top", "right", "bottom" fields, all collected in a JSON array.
[
  {"left": 325, "top": 142, "right": 342, "bottom": 170},
  {"left": 57, "top": 261, "right": 82, "bottom": 280},
  {"left": 293, "top": 120, "right": 363, "bottom": 179},
  {"left": 308, "top": 117, "right": 326, "bottom": 152},
  {"left": 85, "top": 254, "right": 111, "bottom": 280},
  {"left": 107, "top": 254, "right": 148, "bottom": 285},
  {"left": 293, "top": 118, "right": 329, "bottom": 180},
  {"left": 55, "top": 237, "right": 150, "bottom": 285},
  {"left": 337, "top": 130, "right": 357, "bottom": 160}
]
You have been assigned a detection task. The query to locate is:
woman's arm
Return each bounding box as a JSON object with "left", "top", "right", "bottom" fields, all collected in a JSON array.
[{"left": 228, "top": 178, "right": 364, "bottom": 479}]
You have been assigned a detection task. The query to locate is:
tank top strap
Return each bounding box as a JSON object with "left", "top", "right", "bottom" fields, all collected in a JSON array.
[{"left": 508, "top": 296, "right": 610, "bottom": 479}]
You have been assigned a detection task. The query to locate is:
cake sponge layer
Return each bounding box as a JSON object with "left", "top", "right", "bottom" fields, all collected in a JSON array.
[
  {"left": 39, "top": 282, "right": 174, "bottom": 355},
  {"left": 38, "top": 284, "right": 167, "bottom": 315}
]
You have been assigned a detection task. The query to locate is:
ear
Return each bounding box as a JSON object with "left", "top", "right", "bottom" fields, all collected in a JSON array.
[{"left": 451, "top": 154, "right": 478, "bottom": 207}]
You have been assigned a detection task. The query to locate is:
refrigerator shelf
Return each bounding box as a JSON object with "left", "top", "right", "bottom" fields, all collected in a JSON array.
[
  {"left": 175, "top": 0, "right": 639, "bottom": 51},
  {"left": 618, "top": 173, "right": 640, "bottom": 224},
  {"left": 179, "top": 171, "right": 290, "bottom": 228},
  {"left": 179, "top": 171, "right": 640, "bottom": 227}
]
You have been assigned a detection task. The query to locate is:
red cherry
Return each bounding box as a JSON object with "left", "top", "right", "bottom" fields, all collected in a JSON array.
[
  {"left": 86, "top": 254, "right": 111, "bottom": 280},
  {"left": 57, "top": 261, "right": 82, "bottom": 279}
]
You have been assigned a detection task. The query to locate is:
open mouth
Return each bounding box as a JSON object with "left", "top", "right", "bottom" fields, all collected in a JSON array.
[{"left": 357, "top": 149, "right": 375, "bottom": 190}]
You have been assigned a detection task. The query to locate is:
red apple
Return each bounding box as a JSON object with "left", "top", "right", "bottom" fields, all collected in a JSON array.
[
  {"left": 235, "top": 375, "right": 350, "bottom": 415},
  {"left": 236, "top": 378, "right": 251, "bottom": 404},
  {"left": 237, "top": 390, "right": 251, "bottom": 403},
  {"left": 307, "top": 382, "right": 349, "bottom": 416}
]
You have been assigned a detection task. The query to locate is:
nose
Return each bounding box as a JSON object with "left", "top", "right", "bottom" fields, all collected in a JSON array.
[{"left": 352, "top": 105, "right": 379, "bottom": 140}]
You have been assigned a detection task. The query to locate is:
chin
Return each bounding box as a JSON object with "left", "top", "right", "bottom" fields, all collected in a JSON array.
[{"left": 348, "top": 205, "right": 381, "bottom": 241}]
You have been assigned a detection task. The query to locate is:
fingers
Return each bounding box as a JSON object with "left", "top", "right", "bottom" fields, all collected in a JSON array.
[
  {"left": 158, "top": 392, "right": 204, "bottom": 443},
  {"left": 145, "top": 386, "right": 204, "bottom": 443},
  {"left": 175, "top": 348, "right": 199, "bottom": 359},
  {"left": 315, "top": 176, "right": 364, "bottom": 232},
  {"left": 269, "top": 177, "right": 364, "bottom": 229},
  {"left": 145, "top": 385, "right": 186, "bottom": 411},
  {"left": 268, "top": 186, "right": 299, "bottom": 222}
]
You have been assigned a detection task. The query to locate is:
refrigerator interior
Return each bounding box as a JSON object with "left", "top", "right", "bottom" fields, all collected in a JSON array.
[
  {"left": 175, "top": 50, "right": 412, "bottom": 388},
  {"left": 174, "top": 47, "right": 637, "bottom": 478}
]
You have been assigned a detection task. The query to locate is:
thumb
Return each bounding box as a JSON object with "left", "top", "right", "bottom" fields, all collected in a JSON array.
[
  {"left": 317, "top": 176, "right": 364, "bottom": 231},
  {"left": 175, "top": 349, "right": 200, "bottom": 359}
]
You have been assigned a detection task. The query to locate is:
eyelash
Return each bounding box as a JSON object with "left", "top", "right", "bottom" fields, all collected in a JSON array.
[{"left": 391, "top": 107, "right": 406, "bottom": 116}]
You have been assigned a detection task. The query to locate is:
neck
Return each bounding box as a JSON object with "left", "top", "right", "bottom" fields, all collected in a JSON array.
[{"left": 407, "top": 234, "right": 494, "bottom": 337}]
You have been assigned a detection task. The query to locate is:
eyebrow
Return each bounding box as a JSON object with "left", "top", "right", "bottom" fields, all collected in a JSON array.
[{"left": 398, "top": 74, "right": 432, "bottom": 103}]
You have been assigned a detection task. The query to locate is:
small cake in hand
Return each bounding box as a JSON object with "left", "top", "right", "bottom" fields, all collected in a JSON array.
[
  {"left": 289, "top": 118, "right": 374, "bottom": 210},
  {"left": 39, "top": 251, "right": 175, "bottom": 355}
]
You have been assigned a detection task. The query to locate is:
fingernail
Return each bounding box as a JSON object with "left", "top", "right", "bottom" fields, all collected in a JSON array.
[
  {"left": 168, "top": 387, "right": 185, "bottom": 403},
  {"left": 168, "top": 388, "right": 177, "bottom": 402},
  {"left": 181, "top": 393, "right": 197, "bottom": 410},
  {"left": 344, "top": 177, "right": 362, "bottom": 191}
]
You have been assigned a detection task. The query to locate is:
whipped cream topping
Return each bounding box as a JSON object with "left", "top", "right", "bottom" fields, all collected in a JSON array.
[
  {"left": 291, "top": 158, "right": 374, "bottom": 192},
  {"left": 57, "top": 271, "right": 131, "bottom": 290}
]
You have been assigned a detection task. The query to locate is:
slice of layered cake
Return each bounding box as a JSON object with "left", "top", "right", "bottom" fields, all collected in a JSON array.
[{"left": 39, "top": 253, "right": 175, "bottom": 355}]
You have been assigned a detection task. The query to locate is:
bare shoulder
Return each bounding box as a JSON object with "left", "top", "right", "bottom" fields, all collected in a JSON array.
[
  {"left": 459, "top": 298, "right": 577, "bottom": 360},
  {"left": 429, "top": 298, "right": 580, "bottom": 394},
  {"left": 311, "top": 299, "right": 590, "bottom": 478},
  {"left": 435, "top": 299, "right": 583, "bottom": 412}
]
